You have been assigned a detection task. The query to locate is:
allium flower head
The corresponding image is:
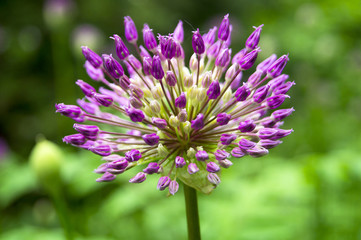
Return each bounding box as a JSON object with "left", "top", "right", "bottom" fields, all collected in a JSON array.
[{"left": 57, "top": 14, "right": 294, "bottom": 195}]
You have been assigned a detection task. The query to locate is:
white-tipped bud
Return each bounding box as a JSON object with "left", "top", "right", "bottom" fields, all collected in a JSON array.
[
  {"left": 189, "top": 85, "right": 198, "bottom": 100},
  {"left": 184, "top": 74, "right": 193, "bottom": 88},
  {"left": 187, "top": 147, "right": 196, "bottom": 159},
  {"left": 225, "top": 63, "right": 239, "bottom": 82},
  {"left": 189, "top": 53, "right": 198, "bottom": 72},
  {"left": 201, "top": 71, "right": 212, "bottom": 88},
  {"left": 150, "top": 100, "right": 161, "bottom": 113},
  {"left": 151, "top": 84, "right": 163, "bottom": 99},
  {"left": 183, "top": 121, "right": 191, "bottom": 134},
  {"left": 157, "top": 143, "right": 169, "bottom": 157},
  {"left": 182, "top": 66, "right": 190, "bottom": 77},
  {"left": 177, "top": 109, "right": 187, "bottom": 122},
  {"left": 197, "top": 87, "right": 207, "bottom": 102},
  {"left": 169, "top": 115, "right": 180, "bottom": 127}
]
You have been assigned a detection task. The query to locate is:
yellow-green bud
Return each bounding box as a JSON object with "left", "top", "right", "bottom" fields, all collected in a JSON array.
[
  {"left": 150, "top": 100, "right": 161, "bottom": 113},
  {"left": 223, "top": 88, "right": 233, "bottom": 103},
  {"left": 169, "top": 115, "right": 180, "bottom": 127},
  {"left": 187, "top": 147, "right": 196, "bottom": 159},
  {"left": 151, "top": 84, "right": 163, "bottom": 99},
  {"left": 183, "top": 121, "right": 191, "bottom": 134},
  {"left": 143, "top": 105, "right": 153, "bottom": 117},
  {"left": 157, "top": 143, "right": 169, "bottom": 158}
]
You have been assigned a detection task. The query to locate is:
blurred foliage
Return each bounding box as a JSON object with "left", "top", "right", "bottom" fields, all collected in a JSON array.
[{"left": 0, "top": 0, "right": 361, "bottom": 239}]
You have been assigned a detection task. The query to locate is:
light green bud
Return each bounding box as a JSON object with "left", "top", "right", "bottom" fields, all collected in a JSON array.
[
  {"left": 177, "top": 109, "right": 187, "bottom": 122},
  {"left": 169, "top": 115, "right": 180, "bottom": 127},
  {"left": 189, "top": 85, "right": 198, "bottom": 100},
  {"left": 157, "top": 144, "right": 169, "bottom": 158},
  {"left": 223, "top": 88, "right": 233, "bottom": 103},
  {"left": 197, "top": 87, "right": 207, "bottom": 102},
  {"left": 143, "top": 105, "right": 153, "bottom": 117},
  {"left": 150, "top": 100, "right": 161, "bottom": 113},
  {"left": 151, "top": 84, "right": 163, "bottom": 99},
  {"left": 187, "top": 147, "right": 196, "bottom": 159},
  {"left": 183, "top": 121, "right": 191, "bottom": 134}
]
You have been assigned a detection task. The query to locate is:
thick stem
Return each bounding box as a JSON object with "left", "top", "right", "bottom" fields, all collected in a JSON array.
[{"left": 184, "top": 184, "right": 201, "bottom": 240}]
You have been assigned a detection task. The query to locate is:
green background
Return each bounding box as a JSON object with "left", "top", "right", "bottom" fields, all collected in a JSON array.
[{"left": 1, "top": 0, "right": 361, "bottom": 239}]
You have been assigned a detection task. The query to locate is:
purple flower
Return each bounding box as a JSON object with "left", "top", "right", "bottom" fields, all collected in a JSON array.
[
  {"left": 81, "top": 46, "right": 102, "bottom": 68},
  {"left": 192, "top": 29, "right": 205, "bottom": 55},
  {"left": 157, "top": 176, "right": 171, "bottom": 190},
  {"left": 220, "top": 133, "right": 237, "bottom": 145},
  {"left": 191, "top": 114, "right": 204, "bottom": 130},
  {"left": 126, "top": 108, "right": 145, "bottom": 122},
  {"left": 142, "top": 133, "right": 159, "bottom": 146},
  {"left": 124, "top": 16, "right": 138, "bottom": 43},
  {"left": 143, "top": 162, "right": 160, "bottom": 174},
  {"left": 175, "top": 92, "right": 187, "bottom": 108},
  {"left": 217, "top": 113, "right": 231, "bottom": 125},
  {"left": 195, "top": 150, "right": 209, "bottom": 161},
  {"left": 57, "top": 15, "right": 294, "bottom": 195},
  {"left": 207, "top": 81, "right": 221, "bottom": 99},
  {"left": 125, "top": 149, "right": 142, "bottom": 162},
  {"left": 151, "top": 55, "right": 165, "bottom": 80}
]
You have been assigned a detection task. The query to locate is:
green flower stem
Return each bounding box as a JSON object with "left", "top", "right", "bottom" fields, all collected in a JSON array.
[{"left": 184, "top": 184, "right": 201, "bottom": 240}]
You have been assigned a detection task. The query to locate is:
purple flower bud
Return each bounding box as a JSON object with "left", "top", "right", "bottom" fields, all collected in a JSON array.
[
  {"left": 63, "top": 133, "right": 87, "bottom": 145},
  {"left": 128, "top": 54, "right": 142, "bottom": 70},
  {"left": 258, "top": 128, "right": 278, "bottom": 139},
  {"left": 169, "top": 180, "right": 179, "bottom": 195},
  {"left": 218, "top": 14, "right": 230, "bottom": 41},
  {"left": 220, "top": 133, "right": 237, "bottom": 145},
  {"left": 238, "top": 47, "right": 261, "bottom": 70},
  {"left": 126, "top": 108, "right": 145, "bottom": 122},
  {"left": 129, "top": 172, "right": 146, "bottom": 183},
  {"left": 217, "top": 113, "right": 231, "bottom": 126},
  {"left": 247, "top": 70, "right": 263, "bottom": 87},
  {"left": 77, "top": 99, "right": 99, "bottom": 115},
  {"left": 191, "top": 114, "right": 204, "bottom": 130},
  {"left": 90, "top": 145, "right": 112, "bottom": 156},
  {"left": 84, "top": 61, "right": 104, "bottom": 81},
  {"left": 245, "top": 24, "right": 263, "bottom": 50},
  {"left": 56, "top": 103, "right": 84, "bottom": 122},
  {"left": 215, "top": 48, "right": 231, "bottom": 67},
  {"left": 273, "top": 81, "right": 295, "bottom": 95},
  {"left": 107, "top": 157, "right": 128, "bottom": 170},
  {"left": 208, "top": 173, "right": 221, "bottom": 185},
  {"left": 175, "top": 92, "right": 186, "bottom": 108},
  {"left": 94, "top": 163, "right": 108, "bottom": 174},
  {"left": 272, "top": 108, "right": 294, "bottom": 121},
  {"left": 157, "top": 176, "right": 171, "bottom": 190},
  {"left": 219, "top": 159, "right": 233, "bottom": 168},
  {"left": 125, "top": 149, "right": 142, "bottom": 162},
  {"left": 238, "top": 138, "right": 257, "bottom": 150},
  {"left": 173, "top": 20, "right": 184, "bottom": 43},
  {"left": 96, "top": 172, "right": 116, "bottom": 182},
  {"left": 143, "top": 24, "right": 157, "bottom": 50},
  {"left": 129, "top": 96, "right": 143, "bottom": 109},
  {"left": 207, "top": 41, "right": 221, "bottom": 59},
  {"left": 203, "top": 26, "right": 217, "bottom": 47},
  {"left": 257, "top": 54, "right": 277, "bottom": 73},
  {"left": 143, "top": 56, "right": 152, "bottom": 76},
  {"left": 151, "top": 55, "right": 164, "bottom": 80},
  {"left": 174, "top": 42, "right": 184, "bottom": 59},
  {"left": 235, "top": 83, "right": 251, "bottom": 101},
  {"left": 188, "top": 163, "right": 199, "bottom": 174},
  {"left": 266, "top": 94, "right": 290, "bottom": 109},
  {"left": 143, "top": 162, "right": 160, "bottom": 174},
  {"left": 93, "top": 93, "right": 113, "bottom": 107},
  {"left": 259, "top": 139, "right": 282, "bottom": 149},
  {"left": 113, "top": 34, "right": 130, "bottom": 60},
  {"left": 76, "top": 80, "right": 96, "bottom": 97},
  {"left": 267, "top": 54, "right": 289, "bottom": 78},
  {"left": 161, "top": 37, "right": 176, "bottom": 59},
  {"left": 206, "top": 162, "right": 220, "bottom": 173},
  {"left": 178, "top": 109, "right": 187, "bottom": 122},
  {"left": 81, "top": 46, "right": 102, "bottom": 68},
  {"left": 124, "top": 16, "right": 138, "bottom": 43},
  {"left": 270, "top": 129, "right": 293, "bottom": 140},
  {"left": 225, "top": 24, "right": 233, "bottom": 46},
  {"left": 192, "top": 29, "right": 205, "bottom": 55},
  {"left": 247, "top": 146, "right": 269, "bottom": 157},
  {"left": 207, "top": 81, "right": 221, "bottom": 99},
  {"left": 175, "top": 156, "right": 186, "bottom": 168},
  {"left": 238, "top": 120, "right": 256, "bottom": 132},
  {"left": 139, "top": 45, "right": 151, "bottom": 58},
  {"left": 232, "top": 48, "right": 247, "bottom": 64},
  {"left": 142, "top": 133, "right": 159, "bottom": 146},
  {"left": 73, "top": 123, "right": 99, "bottom": 140},
  {"left": 261, "top": 118, "right": 276, "bottom": 128},
  {"left": 152, "top": 117, "right": 167, "bottom": 129},
  {"left": 253, "top": 85, "right": 270, "bottom": 103},
  {"left": 166, "top": 71, "right": 177, "bottom": 87},
  {"left": 119, "top": 75, "right": 131, "bottom": 90},
  {"left": 102, "top": 54, "right": 124, "bottom": 79},
  {"left": 268, "top": 74, "right": 289, "bottom": 90},
  {"left": 102, "top": 154, "right": 123, "bottom": 162},
  {"left": 195, "top": 150, "right": 209, "bottom": 161},
  {"left": 215, "top": 149, "right": 230, "bottom": 161},
  {"left": 231, "top": 147, "right": 246, "bottom": 158}
]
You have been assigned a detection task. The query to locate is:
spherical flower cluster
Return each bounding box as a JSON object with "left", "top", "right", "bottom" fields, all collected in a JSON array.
[{"left": 56, "top": 15, "right": 294, "bottom": 195}]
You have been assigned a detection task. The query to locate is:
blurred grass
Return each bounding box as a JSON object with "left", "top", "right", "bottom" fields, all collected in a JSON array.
[{"left": 1, "top": 0, "right": 361, "bottom": 239}]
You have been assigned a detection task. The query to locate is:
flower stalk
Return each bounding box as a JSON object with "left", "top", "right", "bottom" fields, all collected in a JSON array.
[{"left": 184, "top": 184, "right": 201, "bottom": 240}]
